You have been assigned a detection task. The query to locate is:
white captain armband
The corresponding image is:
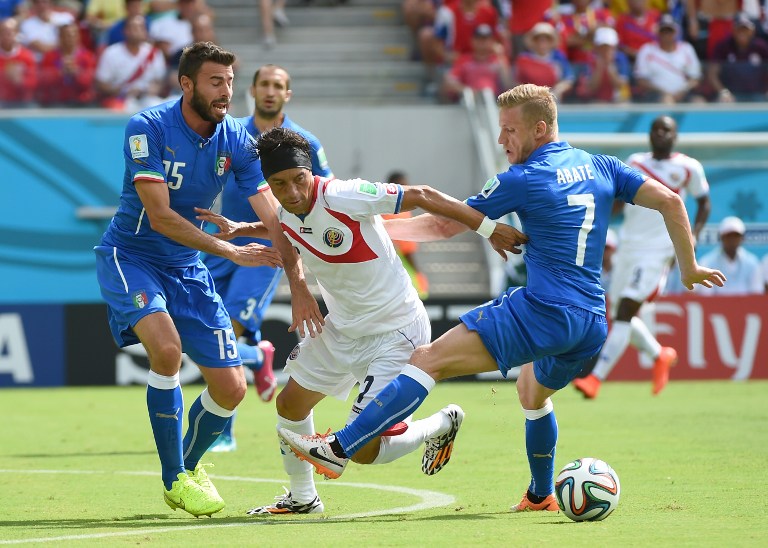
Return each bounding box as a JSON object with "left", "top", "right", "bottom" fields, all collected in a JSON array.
[{"left": 475, "top": 216, "right": 497, "bottom": 239}]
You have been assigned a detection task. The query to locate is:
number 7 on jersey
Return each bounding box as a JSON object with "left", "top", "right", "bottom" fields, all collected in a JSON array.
[{"left": 567, "top": 193, "right": 595, "bottom": 266}]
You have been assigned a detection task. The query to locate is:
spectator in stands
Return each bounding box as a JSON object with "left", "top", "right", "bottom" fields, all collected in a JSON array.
[
  {"left": 95, "top": 14, "right": 167, "bottom": 111},
  {"left": 105, "top": 0, "right": 147, "bottom": 46},
  {"left": 574, "top": 26, "right": 632, "bottom": 103},
  {"left": 707, "top": 12, "right": 768, "bottom": 103},
  {"left": 18, "top": 0, "right": 75, "bottom": 59},
  {"left": 37, "top": 22, "right": 97, "bottom": 106},
  {"left": 685, "top": 0, "right": 741, "bottom": 59},
  {"left": 441, "top": 23, "right": 511, "bottom": 102},
  {"left": 698, "top": 216, "right": 763, "bottom": 295},
  {"left": 149, "top": 0, "right": 203, "bottom": 62},
  {"left": 418, "top": 0, "right": 499, "bottom": 94},
  {"left": 634, "top": 14, "right": 703, "bottom": 103},
  {"left": 553, "top": 0, "right": 615, "bottom": 66},
  {"left": 0, "top": 16, "right": 37, "bottom": 107},
  {"left": 381, "top": 171, "right": 430, "bottom": 299},
  {"left": 506, "top": 0, "right": 553, "bottom": 60},
  {"left": 260, "top": 0, "right": 289, "bottom": 50},
  {"left": 166, "top": 12, "right": 218, "bottom": 96},
  {"left": 514, "top": 22, "right": 574, "bottom": 102},
  {"left": 615, "top": 0, "right": 659, "bottom": 62},
  {"left": 86, "top": 0, "right": 127, "bottom": 45},
  {"left": 402, "top": 0, "right": 437, "bottom": 56},
  {"left": 0, "top": 0, "right": 25, "bottom": 19}
]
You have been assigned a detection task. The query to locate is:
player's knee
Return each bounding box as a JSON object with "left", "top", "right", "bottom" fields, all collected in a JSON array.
[
  {"left": 275, "top": 390, "right": 311, "bottom": 420},
  {"left": 146, "top": 342, "right": 182, "bottom": 374},
  {"left": 211, "top": 378, "right": 247, "bottom": 409},
  {"left": 409, "top": 345, "right": 442, "bottom": 379}
]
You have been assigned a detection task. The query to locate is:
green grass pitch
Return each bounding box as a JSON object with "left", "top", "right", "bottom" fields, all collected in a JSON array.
[{"left": 1, "top": 380, "right": 766, "bottom": 546}]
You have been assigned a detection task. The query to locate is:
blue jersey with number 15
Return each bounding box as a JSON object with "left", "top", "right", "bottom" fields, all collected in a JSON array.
[
  {"left": 466, "top": 141, "right": 646, "bottom": 315},
  {"left": 101, "top": 99, "right": 266, "bottom": 269}
]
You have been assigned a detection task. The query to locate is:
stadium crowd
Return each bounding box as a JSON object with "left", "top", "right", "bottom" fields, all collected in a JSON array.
[
  {"left": 3, "top": 0, "right": 768, "bottom": 107},
  {"left": 405, "top": 0, "right": 768, "bottom": 103}
]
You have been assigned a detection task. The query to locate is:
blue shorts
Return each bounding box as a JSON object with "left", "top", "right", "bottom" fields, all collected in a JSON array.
[
  {"left": 460, "top": 287, "right": 608, "bottom": 390},
  {"left": 204, "top": 254, "right": 283, "bottom": 337},
  {"left": 94, "top": 246, "right": 241, "bottom": 368}
]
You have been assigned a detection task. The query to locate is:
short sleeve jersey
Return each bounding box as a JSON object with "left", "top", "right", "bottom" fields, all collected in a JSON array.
[
  {"left": 621, "top": 151, "right": 709, "bottom": 253},
  {"left": 466, "top": 141, "right": 645, "bottom": 315},
  {"left": 278, "top": 177, "right": 420, "bottom": 338},
  {"left": 101, "top": 99, "right": 266, "bottom": 268},
  {"left": 216, "top": 114, "right": 334, "bottom": 248}
]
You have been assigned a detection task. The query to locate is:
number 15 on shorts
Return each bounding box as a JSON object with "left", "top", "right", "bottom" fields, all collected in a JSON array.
[{"left": 214, "top": 328, "right": 239, "bottom": 360}]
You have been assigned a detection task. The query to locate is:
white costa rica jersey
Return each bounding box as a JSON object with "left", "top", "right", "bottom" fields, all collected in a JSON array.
[
  {"left": 278, "top": 176, "right": 422, "bottom": 339},
  {"left": 621, "top": 152, "right": 709, "bottom": 252}
]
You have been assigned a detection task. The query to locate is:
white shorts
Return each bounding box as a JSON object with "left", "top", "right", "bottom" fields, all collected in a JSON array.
[
  {"left": 284, "top": 306, "right": 431, "bottom": 425},
  {"left": 609, "top": 248, "right": 672, "bottom": 313}
]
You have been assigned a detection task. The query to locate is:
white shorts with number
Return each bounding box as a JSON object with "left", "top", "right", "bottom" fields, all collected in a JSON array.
[
  {"left": 284, "top": 306, "right": 431, "bottom": 425},
  {"left": 609, "top": 248, "right": 673, "bottom": 314}
]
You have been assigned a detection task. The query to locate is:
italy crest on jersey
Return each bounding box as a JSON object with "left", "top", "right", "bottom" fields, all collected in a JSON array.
[
  {"left": 216, "top": 151, "right": 232, "bottom": 176},
  {"left": 132, "top": 290, "right": 148, "bottom": 309}
]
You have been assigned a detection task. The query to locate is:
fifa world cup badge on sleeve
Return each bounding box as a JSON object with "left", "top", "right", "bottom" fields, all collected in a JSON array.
[
  {"left": 481, "top": 176, "right": 500, "bottom": 197},
  {"left": 130, "top": 134, "right": 149, "bottom": 159},
  {"left": 356, "top": 182, "right": 378, "bottom": 196}
]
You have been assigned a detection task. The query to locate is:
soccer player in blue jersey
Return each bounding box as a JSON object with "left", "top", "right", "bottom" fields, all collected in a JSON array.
[
  {"left": 279, "top": 84, "right": 726, "bottom": 513},
  {"left": 205, "top": 64, "right": 335, "bottom": 452},
  {"left": 94, "top": 42, "right": 322, "bottom": 517}
]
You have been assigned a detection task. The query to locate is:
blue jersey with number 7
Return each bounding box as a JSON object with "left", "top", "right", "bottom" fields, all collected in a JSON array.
[{"left": 466, "top": 141, "right": 646, "bottom": 315}]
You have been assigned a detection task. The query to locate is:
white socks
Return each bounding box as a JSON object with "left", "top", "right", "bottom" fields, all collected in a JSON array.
[
  {"left": 594, "top": 317, "right": 662, "bottom": 381},
  {"left": 371, "top": 410, "right": 452, "bottom": 465},
  {"left": 630, "top": 316, "right": 662, "bottom": 360},
  {"left": 277, "top": 413, "right": 317, "bottom": 503},
  {"left": 593, "top": 320, "right": 632, "bottom": 380}
]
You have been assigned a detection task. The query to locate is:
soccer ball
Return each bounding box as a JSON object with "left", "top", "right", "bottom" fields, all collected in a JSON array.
[{"left": 555, "top": 458, "right": 620, "bottom": 522}]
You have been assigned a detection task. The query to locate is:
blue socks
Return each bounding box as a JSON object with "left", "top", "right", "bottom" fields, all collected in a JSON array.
[
  {"left": 182, "top": 388, "right": 235, "bottom": 472},
  {"left": 238, "top": 341, "right": 264, "bottom": 370},
  {"left": 524, "top": 401, "right": 558, "bottom": 497},
  {"left": 336, "top": 364, "right": 435, "bottom": 457},
  {"left": 146, "top": 371, "right": 184, "bottom": 491}
]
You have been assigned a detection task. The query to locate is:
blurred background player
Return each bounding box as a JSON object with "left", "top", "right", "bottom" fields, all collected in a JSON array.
[
  {"left": 381, "top": 171, "right": 429, "bottom": 298},
  {"left": 573, "top": 115, "right": 711, "bottom": 399},
  {"left": 205, "top": 64, "right": 334, "bottom": 452}
]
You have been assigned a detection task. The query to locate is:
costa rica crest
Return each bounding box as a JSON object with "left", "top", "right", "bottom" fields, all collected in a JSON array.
[{"left": 323, "top": 227, "right": 344, "bottom": 248}]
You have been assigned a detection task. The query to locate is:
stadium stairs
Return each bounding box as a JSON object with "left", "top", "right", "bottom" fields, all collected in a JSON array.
[{"left": 210, "top": 0, "right": 427, "bottom": 107}]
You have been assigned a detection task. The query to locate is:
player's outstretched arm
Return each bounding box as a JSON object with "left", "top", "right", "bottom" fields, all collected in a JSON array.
[
  {"left": 135, "top": 180, "right": 282, "bottom": 267},
  {"left": 383, "top": 213, "right": 466, "bottom": 242},
  {"left": 399, "top": 186, "right": 528, "bottom": 257},
  {"left": 194, "top": 207, "right": 269, "bottom": 240},
  {"left": 632, "top": 178, "right": 726, "bottom": 291},
  {"left": 248, "top": 192, "right": 325, "bottom": 338}
]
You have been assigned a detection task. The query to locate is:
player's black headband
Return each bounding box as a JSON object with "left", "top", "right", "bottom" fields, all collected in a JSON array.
[{"left": 261, "top": 145, "right": 312, "bottom": 181}]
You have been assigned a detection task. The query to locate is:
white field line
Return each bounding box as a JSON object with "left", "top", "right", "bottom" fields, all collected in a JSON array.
[{"left": 0, "top": 469, "right": 456, "bottom": 545}]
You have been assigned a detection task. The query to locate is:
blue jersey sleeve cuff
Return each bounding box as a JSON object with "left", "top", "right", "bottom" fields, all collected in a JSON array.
[{"left": 394, "top": 187, "right": 404, "bottom": 213}]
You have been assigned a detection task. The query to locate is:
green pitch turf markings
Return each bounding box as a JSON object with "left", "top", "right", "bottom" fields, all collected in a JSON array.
[{"left": 0, "top": 469, "right": 456, "bottom": 545}]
